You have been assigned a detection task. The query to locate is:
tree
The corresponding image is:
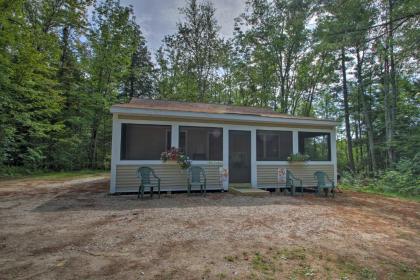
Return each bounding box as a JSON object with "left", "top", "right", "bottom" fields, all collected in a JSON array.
[
  {"left": 1, "top": 0, "right": 419, "bottom": 182},
  {"left": 316, "top": 0, "right": 362, "bottom": 173},
  {"left": 122, "top": 26, "right": 156, "bottom": 99},
  {"left": 156, "top": 0, "right": 225, "bottom": 102},
  {"left": 86, "top": 0, "right": 146, "bottom": 168},
  {"left": 0, "top": 0, "right": 65, "bottom": 169}
]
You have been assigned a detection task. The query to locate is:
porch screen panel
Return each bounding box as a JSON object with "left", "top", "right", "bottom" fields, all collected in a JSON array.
[
  {"left": 257, "top": 130, "right": 293, "bottom": 161},
  {"left": 121, "top": 124, "right": 171, "bottom": 160},
  {"left": 179, "top": 126, "right": 223, "bottom": 160},
  {"left": 298, "top": 132, "right": 331, "bottom": 161}
]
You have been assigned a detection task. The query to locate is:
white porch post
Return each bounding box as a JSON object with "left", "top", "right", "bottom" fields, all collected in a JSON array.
[
  {"left": 292, "top": 130, "right": 299, "bottom": 154},
  {"left": 331, "top": 129, "right": 337, "bottom": 185},
  {"left": 222, "top": 127, "right": 229, "bottom": 190},
  {"left": 251, "top": 128, "right": 257, "bottom": 188},
  {"left": 110, "top": 114, "right": 120, "bottom": 194},
  {"left": 171, "top": 124, "right": 179, "bottom": 148}
]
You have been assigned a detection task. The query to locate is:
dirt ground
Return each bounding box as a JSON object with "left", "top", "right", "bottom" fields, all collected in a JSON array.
[{"left": 0, "top": 178, "right": 419, "bottom": 280}]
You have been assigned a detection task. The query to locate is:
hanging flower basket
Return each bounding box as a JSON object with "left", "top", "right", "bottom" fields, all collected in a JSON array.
[{"left": 160, "top": 147, "right": 192, "bottom": 169}]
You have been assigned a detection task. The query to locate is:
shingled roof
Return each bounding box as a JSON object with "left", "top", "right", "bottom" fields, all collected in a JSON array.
[{"left": 112, "top": 98, "right": 336, "bottom": 123}]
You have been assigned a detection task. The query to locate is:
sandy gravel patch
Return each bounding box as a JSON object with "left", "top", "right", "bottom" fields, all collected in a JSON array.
[{"left": 0, "top": 179, "right": 419, "bottom": 279}]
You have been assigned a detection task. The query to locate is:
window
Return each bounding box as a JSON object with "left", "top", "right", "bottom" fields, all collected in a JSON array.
[
  {"left": 298, "top": 132, "right": 331, "bottom": 161},
  {"left": 121, "top": 124, "right": 171, "bottom": 160},
  {"left": 257, "top": 130, "right": 293, "bottom": 161},
  {"left": 179, "top": 126, "right": 223, "bottom": 160}
]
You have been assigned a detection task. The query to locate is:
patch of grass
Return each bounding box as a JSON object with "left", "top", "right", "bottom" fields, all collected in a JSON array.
[
  {"left": 341, "top": 184, "right": 420, "bottom": 202},
  {"left": 385, "top": 262, "right": 420, "bottom": 280},
  {"left": 275, "top": 247, "right": 306, "bottom": 261},
  {"left": 359, "top": 267, "right": 377, "bottom": 280},
  {"left": 242, "top": 246, "right": 420, "bottom": 280},
  {"left": 336, "top": 256, "right": 377, "bottom": 280},
  {"left": 0, "top": 169, "right": 108, "bottom": 181},
  {"left": 243, "top": 246, "right": 419, "bottom": 280},
  {"left": 290, "top": 263, "right": 316, "bottom": 279},
  {"left": 252, "top": 252, "right": 276, "bottom": 276}
]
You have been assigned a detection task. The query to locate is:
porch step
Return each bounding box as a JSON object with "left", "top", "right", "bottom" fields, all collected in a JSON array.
[{"left": 229, "top": 186, "right": 270, "bottom": 196}]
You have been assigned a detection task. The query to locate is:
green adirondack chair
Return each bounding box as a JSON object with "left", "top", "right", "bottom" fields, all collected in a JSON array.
[
  {"left": 286, "top": 170, "right": 304, "bottom": 196},
  {"left": 187, "top": 166, "right": 207, "bottom": 196},
  {"left": 314, "top": 171, "right": 335, "bottom": 197},
  {"left": 137, "top": 167, "right": 161, "bottom": 199}
]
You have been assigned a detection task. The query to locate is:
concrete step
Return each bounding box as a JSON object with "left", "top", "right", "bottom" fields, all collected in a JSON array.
[{"left": 229, "top": 186, "right": 270, "bottom": 196}]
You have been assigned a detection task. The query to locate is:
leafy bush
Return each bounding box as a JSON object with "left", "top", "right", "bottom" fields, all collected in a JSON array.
[
  {"left": 0, "top": 165, "right": 41, "bottom": 178},
  {"left": 341, "top": 157, "right": 420, "bottom": 197}
]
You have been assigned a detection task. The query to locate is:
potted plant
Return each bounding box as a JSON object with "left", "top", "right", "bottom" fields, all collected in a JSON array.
[
  {"left": 160, "top": 147, "right": 192, "bottom": 170},
  {"left": 287, "top": 153, "right": 309, "bottom": 164}
]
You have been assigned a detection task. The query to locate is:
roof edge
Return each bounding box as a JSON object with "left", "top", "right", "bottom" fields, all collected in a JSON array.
[{"left": 110, "top": 106, "right": 339, "bottom": 127}]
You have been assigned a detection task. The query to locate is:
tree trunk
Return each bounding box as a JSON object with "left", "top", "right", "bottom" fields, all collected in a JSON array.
[
  {"left": 356, "top": 48, "right": 376, "bottom": 174},
  {"left": 59, "top": 26, "right": 69, "bottom": 78},
  {"left": 387, "top": 0, "right": 397, "bottom": 165},
  {"left": 341, "top": 48, "right": 355, "bottom": 173},
  {"left": 90, "top": 124, "right": 98, "bottom": 169},
  {"left": 383, "top": 36, "right": 392, "bottom": 168}
]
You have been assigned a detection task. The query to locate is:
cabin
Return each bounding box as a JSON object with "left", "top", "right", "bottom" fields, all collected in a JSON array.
[{"left": 109, "top": 98, "right": 338, "bottom": 194}]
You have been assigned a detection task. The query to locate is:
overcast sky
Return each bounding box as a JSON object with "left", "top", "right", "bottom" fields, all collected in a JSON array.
[{"left": 120, "top": 0, "right": 246, "bottom": 54}]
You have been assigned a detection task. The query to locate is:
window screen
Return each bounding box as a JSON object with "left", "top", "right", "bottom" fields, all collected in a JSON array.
[
  {"left": 179, "top": 126, "right": 223, "bottom": 160},
  {"left": 298, "top": 132, "right": 331, "bottom": 161},
  {"left": 257, "top": 130, "right": 293, "bottom": 161},
  {"left": 121, "top": 124, "right": 171, "bottom": 160}
]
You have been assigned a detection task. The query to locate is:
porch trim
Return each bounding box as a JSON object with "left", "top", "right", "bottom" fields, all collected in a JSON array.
[{"left": 110, "top": 116, "right": 337, "bottom": 193}]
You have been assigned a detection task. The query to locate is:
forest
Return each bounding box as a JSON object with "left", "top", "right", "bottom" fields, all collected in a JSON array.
[{"left": 0, "top": 0, "right": 419, "bottom": 196}]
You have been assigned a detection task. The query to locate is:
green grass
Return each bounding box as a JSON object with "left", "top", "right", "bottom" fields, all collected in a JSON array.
[
  {"left": 340, "top": 184, "right": 420, "bottom": 202},
  {"left": 0, "top": 169, "right": 109, "bottom": 181},
  {"left": 235, "top": 247, "right": 419, "bottom": 279},
  {"left": 275, "top": 247, "right": 307, "bottom": 261},
  {"left": 335, "top": 256, "right": 377, "bottom": 280},
  {"left": 252, "top": 251, "right": 276, "bottom": 275}
]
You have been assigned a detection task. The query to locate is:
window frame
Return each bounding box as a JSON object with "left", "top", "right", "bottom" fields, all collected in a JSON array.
[
  {"left": 179, "top": 130, "right": 188, "bottom": 155},
  {"left": 120, "top": 123, "right": 171, "bottom": 161},
  {"left": 256, "top": 129, "right": 293, "bottom": 161},
  {"left": 178, "top": 125, "right": 223, "bottom": 161},
  {"left": 298, "top": 131, "right": 331, "bottom": 161}
]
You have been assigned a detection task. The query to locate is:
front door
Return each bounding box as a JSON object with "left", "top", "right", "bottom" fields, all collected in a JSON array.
[{"left": 229, "top": 130, "right": 251, "bottom": 183}]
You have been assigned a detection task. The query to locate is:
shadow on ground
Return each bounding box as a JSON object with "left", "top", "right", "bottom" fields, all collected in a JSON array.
[{"left": 29, "top": 181, "right": 396, "bottom": 213}]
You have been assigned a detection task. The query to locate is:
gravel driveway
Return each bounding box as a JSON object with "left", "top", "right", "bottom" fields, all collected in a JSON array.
[{"left": 0, "top": 178, "right": 419, "bottom": 279}]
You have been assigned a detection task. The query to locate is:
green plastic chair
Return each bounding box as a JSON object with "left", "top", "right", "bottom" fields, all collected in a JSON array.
[
  {"left": 314, "top": 171, "right": 335, "bottom": 197},
  {"left": 187, "top": 166, "right": 207, "bottom": 196},
  {"left": 137, "top": 167, "right": 161, "bottom": 199},
  {"left": 286, "top": 170, "right": 303, "bottom": 196}
]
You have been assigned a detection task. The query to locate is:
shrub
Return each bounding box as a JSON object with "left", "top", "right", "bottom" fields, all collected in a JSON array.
[{"left": 341, "top": 157, "right": 420, "bottom": 197}]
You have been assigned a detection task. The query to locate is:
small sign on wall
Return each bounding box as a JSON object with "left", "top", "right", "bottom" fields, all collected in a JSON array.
[
  {"left": 219, "top": 167, "right": 229, "bottom": 184},
  {"left": 277, "top": 168, "right": 287, "bottom": 185}
]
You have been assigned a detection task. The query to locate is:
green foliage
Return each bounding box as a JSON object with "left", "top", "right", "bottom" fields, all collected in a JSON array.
[
  {"left": 287, "top": 153, "right": 310, "bottom": 162},
  {"left": 0, "top": 168, "right": 107, "bottom": 180},
  {"left": 160, "top": 148, "right": 192, "bottom": 169},
  {"left": 341, "top": 156, "right": 420, "bottom": 197},
  {"left": 156, "top": 0, "right": 225, "bottom": 102},
  {"left": 0, "top": 0, "right": 418, "bottom": 189},
  {"left": 0, "top": 0, "right": 154, "bottom": 172},
  {"left": 229, "top": 0, "right": 320, "bottom": 113}
]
